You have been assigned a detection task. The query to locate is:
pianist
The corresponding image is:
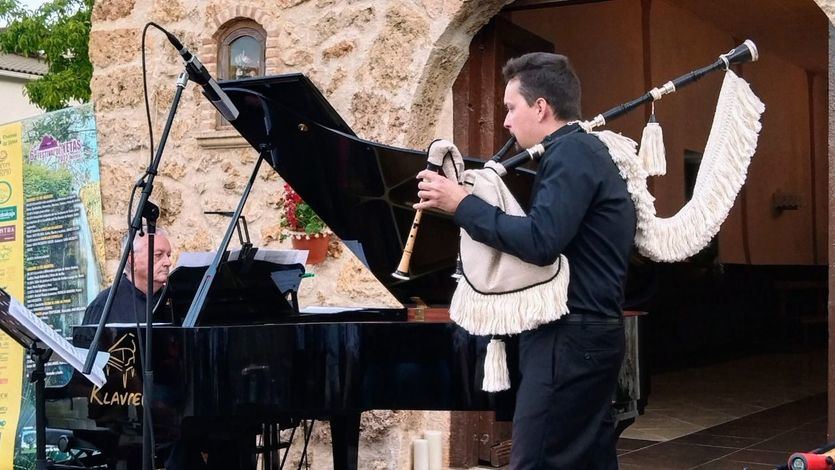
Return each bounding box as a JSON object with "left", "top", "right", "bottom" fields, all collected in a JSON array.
[
  {"left": 415, "top": 53, "right": 635, "bottom": 469},
  {"left": 82, "top": 228, "right": 173, "bottom": 325},
  {"left": 79, "top": 228, "right": 203, "bottom": 468}
]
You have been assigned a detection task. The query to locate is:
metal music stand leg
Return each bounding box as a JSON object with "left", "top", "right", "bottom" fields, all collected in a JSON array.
[{"left": 29, "top": 342, "right": 52, "bottom": 470}]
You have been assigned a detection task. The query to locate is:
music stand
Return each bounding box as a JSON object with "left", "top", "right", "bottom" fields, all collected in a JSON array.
[
  {"left": 0, "top": 289, "right": 108, "bottom": 470},
  {"left": 166, "top": 259, "right": 305, "bottom": 326}
]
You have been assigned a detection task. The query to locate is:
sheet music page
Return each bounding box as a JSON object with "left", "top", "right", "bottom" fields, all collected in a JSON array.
[
  {"left": 175, "top": 252, "right": 216, "bottom": 267},
  {"left": 8, "top": 298, "right": 109, "bottom": 387},
  {"left": 177, "top": 249, "right": 308, "bottom": 267},
  {"left": 251, "top": 249, "right": 308, "bottom": 265},
  {"left": 300, "top": 306, "right": 363, "bottom": 314}
]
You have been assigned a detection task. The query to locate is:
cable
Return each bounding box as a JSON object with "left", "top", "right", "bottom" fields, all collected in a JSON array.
[{"left": 141, "top": 23, "right": 159, "bottom": 166}]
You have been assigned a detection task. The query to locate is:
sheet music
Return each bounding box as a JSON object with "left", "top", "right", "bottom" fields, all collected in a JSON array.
[
  {"left": 177, "top": 249, "right": 308, "bottom": 267},
  {"left": 176, "top": 251, "right": 215, "bottom": 267},
  {"left": 300, "top": 306, "right": 363, "bottom": 314},
  {"left": 7, "top": 297, "right": 109, "bottom": 387}
]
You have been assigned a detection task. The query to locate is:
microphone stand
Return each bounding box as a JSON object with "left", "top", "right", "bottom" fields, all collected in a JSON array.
[
  {"left": 141, "top": 206, "right": 160, "bottom": 470},
  {"left": 82, "top": 70, "right": 190, "bottom": 470}
]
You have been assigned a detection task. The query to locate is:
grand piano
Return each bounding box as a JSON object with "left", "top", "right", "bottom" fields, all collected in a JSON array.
[{"left": 44, "top": 74, "right": 648, "bottom": 469}]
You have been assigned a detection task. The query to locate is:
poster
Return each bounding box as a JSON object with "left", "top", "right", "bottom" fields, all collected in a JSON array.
[
  {"left": 0, "top": 104, "right": 105, "bottom": 468},
  {"left": 0, "top": 120, "right": 26, "bottom": 466}
]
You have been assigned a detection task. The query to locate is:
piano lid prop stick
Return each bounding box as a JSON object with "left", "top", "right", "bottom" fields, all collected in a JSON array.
[{"left": 392, "top": 163, "right": 441, "bottom": 280}]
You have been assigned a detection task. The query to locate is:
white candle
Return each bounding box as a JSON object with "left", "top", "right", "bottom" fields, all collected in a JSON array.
[
  {"left": 413, "top": 438, "right": 429, "bottom": 470},
  {"left": 424, "top": 430, "right": 442, "bottom": 470}
]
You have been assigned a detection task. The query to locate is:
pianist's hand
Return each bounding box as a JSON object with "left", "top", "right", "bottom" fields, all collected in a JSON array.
[{"left": 414, "top": 170, "right": 468, "bottom": 214}]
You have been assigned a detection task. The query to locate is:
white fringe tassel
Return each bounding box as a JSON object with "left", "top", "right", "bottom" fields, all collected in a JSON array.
[
  {"left": 590, "top": 71, "right": 764, "bottom": 262},
  {"left": 483, "top": 338, "right": 511, "bottom": 392},
  {"left": 450, "top": 254, "right": 570, "bottom": 336},
  {"left": 638, "top": 121, "right": 666, "bottom": 176}
]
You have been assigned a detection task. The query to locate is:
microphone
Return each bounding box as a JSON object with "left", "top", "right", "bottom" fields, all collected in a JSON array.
[{"left": 164, "top": 32, "right": 240, "bottom": 122}]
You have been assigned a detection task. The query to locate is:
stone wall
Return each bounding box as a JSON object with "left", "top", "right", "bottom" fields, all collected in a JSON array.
[
  {"left": 90, "top": 0, "right": 506, "bottom": 468},
  {"left": 89, "top": 0, "right": 834, "bottom": 468}
]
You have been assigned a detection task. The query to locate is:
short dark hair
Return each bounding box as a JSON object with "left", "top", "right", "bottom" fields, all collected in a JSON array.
[{"left": 502, "top": 52, "right": 581, "bottom": 121}]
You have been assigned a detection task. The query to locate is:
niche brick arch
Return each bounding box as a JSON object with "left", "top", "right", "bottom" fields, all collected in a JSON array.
[{"left": 196, "top": 6, "right": 279, "bottom": 144}]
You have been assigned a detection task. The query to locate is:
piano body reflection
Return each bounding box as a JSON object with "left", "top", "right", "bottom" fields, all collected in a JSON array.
[{"left": 45, "top": 74, "right": 648, "bottom": 469}]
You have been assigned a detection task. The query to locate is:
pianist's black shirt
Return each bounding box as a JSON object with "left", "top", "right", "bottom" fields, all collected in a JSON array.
[
  {"left": 82, "top": 274, "right": 165, "bottom": 325},
  {"left": 453, "top": 123, "right": 636, "bottom": 319}
]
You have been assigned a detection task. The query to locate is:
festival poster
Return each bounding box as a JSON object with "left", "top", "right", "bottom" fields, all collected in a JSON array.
[
  {"left": 0, "top": 103, "right": 104, "bottom": 468},
  {"left": 0, "top": 121, "right": 27, "bottom": 466}
]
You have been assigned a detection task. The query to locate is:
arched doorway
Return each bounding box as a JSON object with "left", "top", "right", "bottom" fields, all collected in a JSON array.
[{"left": 445, "top": 0, "right": 830, "bottom": 466}]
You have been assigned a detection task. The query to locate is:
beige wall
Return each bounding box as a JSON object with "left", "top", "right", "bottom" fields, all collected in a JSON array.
[
  {"left": 0, "top": 74, "right": 43, "bottom": 125},
  {"left": 814, "top": 71, "right": 827, "bottom": 264},
  {"left": 509, "top": 0, "right": 646, "bottom": 140},
  {"left": 512, "top": 0, "right": 829, "bottom": 265},
  {"left": 744, "top": 53, "right": 816, "bottom": 264}
]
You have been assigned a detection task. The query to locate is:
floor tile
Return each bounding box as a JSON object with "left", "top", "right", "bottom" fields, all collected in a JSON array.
[
  {"left": 616, "top": 442, "right": 735, "bottom": 469},
  {"left": 690, "top": 457, "right": 775, "bottom": 469},
  {"left": 674, "top": 431, "right": 760, "bottom": 449},
  {"left": 750, "top": 430, "right": 828, "bottom": 453},
  {"left": 720, "top": 448, "right": 790, "bottom": 466},
  {"left": 693, "top": 421, "right": 785, "bottom": 440},
  {"left": 617, "top": 438, "right": 658, "bottom": 452}
]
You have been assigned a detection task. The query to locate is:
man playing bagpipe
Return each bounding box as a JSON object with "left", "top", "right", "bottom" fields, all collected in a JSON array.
[
  {"left": 416, "top": 53, "right": 635, "bottom": 469},
  {"left": 414, "top": 37, "right": 764, "bottom": 467}
]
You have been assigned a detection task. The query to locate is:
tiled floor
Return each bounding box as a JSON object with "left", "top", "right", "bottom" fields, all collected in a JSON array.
[
  {"left": 622, "top": 350, "right": 826, "bottom": 441},
  {"left": 470, "top": 350, "right": 828, "bottom": 469},
  {"left": 617, "top": 394, "right": 827, "bottom": 469},
  {"left": 616, "top": 348, "right": 827, "bottom": 469}
]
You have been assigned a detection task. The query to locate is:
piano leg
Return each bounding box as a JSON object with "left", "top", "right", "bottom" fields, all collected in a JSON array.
[{"left": 330, "top": 413, "right": 360, "bottom": 470}]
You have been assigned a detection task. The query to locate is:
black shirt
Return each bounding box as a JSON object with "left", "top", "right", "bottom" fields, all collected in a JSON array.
[
  {"left": 82, "top": 274, "right": 165, "bottom": 325},
  {"left": 453, "top": 123, "right": 636, "bottom": 318}
]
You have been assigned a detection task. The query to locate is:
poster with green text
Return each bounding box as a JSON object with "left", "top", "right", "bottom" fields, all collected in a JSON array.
[{"left": 0, "top": 103, "right": 105, "bottom": 468}]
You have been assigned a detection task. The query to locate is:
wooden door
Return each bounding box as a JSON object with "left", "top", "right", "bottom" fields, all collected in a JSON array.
[
  {"left": 452, "top": 16, "right": 554, "bottom": 158},
  {"left": 449, "top": 15, "right": 553, "bottom": 468}
]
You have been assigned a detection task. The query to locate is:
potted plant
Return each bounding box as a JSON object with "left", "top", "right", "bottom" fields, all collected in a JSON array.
[{"left": 281, "top": 183, "right": 330, "bottom": 264}]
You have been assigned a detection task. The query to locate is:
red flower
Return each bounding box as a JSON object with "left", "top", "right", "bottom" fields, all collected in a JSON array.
[{"left": 281, "top": 184, "right": 325, "bottom": 235}]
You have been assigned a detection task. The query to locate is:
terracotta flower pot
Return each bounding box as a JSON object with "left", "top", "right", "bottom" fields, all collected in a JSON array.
[{"left": 289, "top": 232, "right": 329, "bottom": 264}]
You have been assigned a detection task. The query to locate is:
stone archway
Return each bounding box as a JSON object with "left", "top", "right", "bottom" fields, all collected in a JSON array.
[{"left": 402, "top": 0, "right": 508, "bottom": 147}]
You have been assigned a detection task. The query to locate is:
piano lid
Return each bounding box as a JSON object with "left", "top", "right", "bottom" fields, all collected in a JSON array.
[{"left": 219, "top": 74, "right": 536, "bottom": 305}]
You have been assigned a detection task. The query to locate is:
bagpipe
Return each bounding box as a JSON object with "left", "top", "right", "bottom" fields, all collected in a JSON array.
[{"left": 396, "top": 40, "right": 764, "bottom": 392}]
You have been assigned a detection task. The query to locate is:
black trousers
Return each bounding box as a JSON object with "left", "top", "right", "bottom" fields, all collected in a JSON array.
[{"left": 510, "top": 320, "right": 625, "bottom": 470}]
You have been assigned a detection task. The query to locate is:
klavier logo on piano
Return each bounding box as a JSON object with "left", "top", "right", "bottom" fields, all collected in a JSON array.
[{"left": 89, "top": 333, "right": 142, "bottom": 406}]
